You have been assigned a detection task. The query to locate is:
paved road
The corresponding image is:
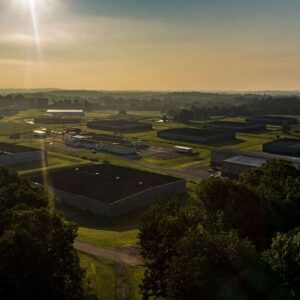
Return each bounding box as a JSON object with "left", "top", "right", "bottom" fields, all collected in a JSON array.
[{"left": 74, "top": 240, "right": 142, "bottom": 267}]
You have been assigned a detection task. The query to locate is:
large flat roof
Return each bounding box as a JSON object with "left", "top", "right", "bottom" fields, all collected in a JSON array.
[
  {"left": 212, "top": 148, "right": 300, "bottom": 164},
  {"left": 159, "top": 128, "right": 231, "bottom": 137},
  {"left": 207, "top": 121, "right": 251, "bottom": 127},
  {"left": 33, "top": 164, "right": 181, "bottom": 204},
  {"left": 0, "top": 142, "right": 40, "bottom": 154},
  {"left": 225, "top": 155, "right": 267, "bottom": 167}
]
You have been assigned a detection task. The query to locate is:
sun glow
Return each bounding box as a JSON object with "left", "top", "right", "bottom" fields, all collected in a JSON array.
[
  {"left": 13, "top": 0, "right": 47, "bottom": 58},
  {"left": 28, "top": 0, "right": 41, "bottom": 55}
]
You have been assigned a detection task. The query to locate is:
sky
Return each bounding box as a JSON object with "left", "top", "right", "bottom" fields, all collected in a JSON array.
[{"left": 1, "top": 0, "right": 300, "bottom": 91}]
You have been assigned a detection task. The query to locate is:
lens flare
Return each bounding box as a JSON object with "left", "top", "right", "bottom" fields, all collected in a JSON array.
[{"left": 28, "top": 0, "right": 42, "bottom": 58}]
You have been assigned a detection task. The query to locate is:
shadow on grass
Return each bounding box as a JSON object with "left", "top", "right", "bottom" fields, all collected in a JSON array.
[{"left": 58, "top": 203, "right": 146, "bottom": 232}]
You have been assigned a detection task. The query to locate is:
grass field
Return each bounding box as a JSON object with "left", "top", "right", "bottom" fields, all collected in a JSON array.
[
  {"left": 79, "top": 252, "right": 144, "bottom": 300},
  {"left": 77, "top": 227, "right": 139, "bottom": 249},
  {"left": 79, "top": 252, "right": 117, "bottom": 300},
  {"left": 18, "top": 150, "right": 87, "bottom": 175}
]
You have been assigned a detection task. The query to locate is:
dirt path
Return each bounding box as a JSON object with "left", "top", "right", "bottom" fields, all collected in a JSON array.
[{"left": 74, "top": 240, "right": 142, "bottom": 267}]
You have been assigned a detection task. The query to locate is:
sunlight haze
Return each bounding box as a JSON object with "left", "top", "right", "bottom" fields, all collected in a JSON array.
[{"left": 1, "top": 0, "right": 300, "bottom": 90}]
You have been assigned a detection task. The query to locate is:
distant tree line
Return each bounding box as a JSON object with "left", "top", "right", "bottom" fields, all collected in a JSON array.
[
  {"left": 1, "top": 92, "right": 300, "bottom": 118},
  {"left": 171, "top": 97, "right": 300, "bottom": 123},
  {"left": 139, "top": 160, "right": 300, "bottom": 299}
]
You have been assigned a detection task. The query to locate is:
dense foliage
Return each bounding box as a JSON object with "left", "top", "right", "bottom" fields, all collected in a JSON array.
[
  {"left": 0, "top": 167, "right": 92, "bottom": 300},
  {"left": 139, "top": 160, "right": 300, "bottom": 299}
]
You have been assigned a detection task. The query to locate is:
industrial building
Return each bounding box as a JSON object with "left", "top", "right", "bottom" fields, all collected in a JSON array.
[
  {"left": 246, "top": 115, "right": 298, "bottom": 125},
  {"left": 0, "top": 142, "right": 46, "bottom": 166},
  {"left": 87, "top": 120, "right": 152, "bottom": 132},
  {"left": 34, "top": 109, "right": 84, "bottom": 124},
  {"left": 33, "top": 164, "right": 186, "bottom": 217},
  {"left": 221, "top": 155, "right": 267, "bottom": 179},
  {"left": 46, "top": 109, "right": 84, "bottom": 117},
  {"left": 263, "top": 139, "right": 300, "bottom": 157},
  {"left": 211, "top": 148, "right": 300, "bottom": 179},
  {"left": 34, "top": 117, "right": 82, "bottom": 124},
  {"left": 157, "top": 128, "right": 235, "bottom": 143},
  {"left": 65, "top": 133, "right": 139, "bottom": 156},
  {"left": 203, "top": 121, "right": 266, "bottom": 132}
]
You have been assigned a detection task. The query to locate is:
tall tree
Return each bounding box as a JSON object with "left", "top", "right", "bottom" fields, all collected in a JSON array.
[
  {"left": 240, "top": 160, "right": 300, "bottom": 239},
  {"left": 263, "top": 228, "right": 300, "bottom": 298},
  {"left": 197, "top": 178, "right": 266, "bottom": 250},
  {"left": 0, "top": 167, "right": 92, "bottom": 300}
]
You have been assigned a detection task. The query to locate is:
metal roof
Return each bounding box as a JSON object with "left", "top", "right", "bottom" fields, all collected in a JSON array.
[
  {"left": 224, "top": 155, "right": 267, "bottom": 167},
  {"left": 47, "top": 110, "right": 83, "bottom": 113}
]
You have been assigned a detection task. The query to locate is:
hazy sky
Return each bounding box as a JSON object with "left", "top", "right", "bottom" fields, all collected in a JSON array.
[{"left": 1, "top": 0, "right": 300, "bottom": 90}]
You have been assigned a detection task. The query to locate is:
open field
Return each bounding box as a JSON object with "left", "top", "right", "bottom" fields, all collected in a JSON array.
[
  {"left": 3, "top": 109, "right": 300, "bottom": 299},
  {"left": 79, "top": 252, "right": 144, "bottom": 300},
  {"left": 77, "top": 227, "right": 139, "bottom": 249},
  {"left": 79, "top": 252, "right": 117, "bottom": 300}
]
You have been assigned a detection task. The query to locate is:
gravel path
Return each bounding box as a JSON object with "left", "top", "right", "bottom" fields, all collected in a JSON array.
[{"left": 74, "top": 240, "right": 142, "bottom": 267}]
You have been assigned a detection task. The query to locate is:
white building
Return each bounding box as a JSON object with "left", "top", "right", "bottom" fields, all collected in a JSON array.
[{"left": 46, "top": 110, "right": 84, "bottom": 117}]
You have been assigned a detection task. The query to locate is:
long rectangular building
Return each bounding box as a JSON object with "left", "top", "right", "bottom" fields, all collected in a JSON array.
[
  {"left": 46, "top": 109, "right": 84, "bottom": 117},
  {"left": 32, "top": 164, "right": 186, "bottom": 217},
  {"left": 246, "top": 115, "right": 298, "bottom": 125},
  {"left": 0, "top": 142, "right": 46, "bottom": 166},
  {"left": 211, "top": 148, "right": 300, "bottom": 179},
  {"left": 203, "top": 121, "right": 266, "bottom": 132}
]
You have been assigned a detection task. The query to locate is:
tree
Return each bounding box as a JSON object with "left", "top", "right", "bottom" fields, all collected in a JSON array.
[
  {"left": 281, "top": 123, "right": 291, "bottom": 134},
  {"left": 177, "top": 109, "right": 193, "bottom": 124},
  {"left": 165, "top": 227, "right": 257, "bottom": 300},
  {"left": 139, "top": 199, "right": 269, "bottom": 299},
  {"left": 263, "top": 228, "right": 300, "bottom": 298},
  {"left": 162, "top": 114, "right": 167, "bottom": 123},
  {"left": 197, "top": 178, "right": 266, "bottom": 250},
  {"left": 0, "top": 167, "right": 93, "bottom": 300},
  {"left": 240, "top": 160, "right": 300, "bottom": 239}
]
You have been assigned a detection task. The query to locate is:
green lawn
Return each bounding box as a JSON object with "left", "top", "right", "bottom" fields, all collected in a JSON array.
[
  {"left": 141, "top": 153, "right": 204, "bottom": 169},
  {"left": 77, "top": 227, "right": 139, "bottom": 249},
  {"left": 79, "top": 252, "right": 117, "bottom": 300},
  {"left": 18, "top": 151, "right": 87, "bottom": 176},
  {"left": 127, "top": 267, "right": 144, "bottom": 300},
  {"left": 79, "top": 252, "right": 144, "bottom": 300}
]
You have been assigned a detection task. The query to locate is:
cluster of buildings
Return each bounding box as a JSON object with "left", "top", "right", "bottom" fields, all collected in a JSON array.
[
  {"left": 87, "top": 119, "right": 152, "bottom": 132},
  {"left": 1, "top": 112, "right": 299, "bottom": 218},
  {"left": 34, "top": 109, "right": 84, "bottom": 124},
  {"left": 212, "top": 138, "right": 300, "bottom": 179},
  {"left": 65, "top": 132, "right": 144, "bottom": 156}
]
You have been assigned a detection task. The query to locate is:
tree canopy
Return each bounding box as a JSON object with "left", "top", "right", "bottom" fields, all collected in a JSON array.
[
  {"left": 0, "top": 167, "right": 92, "bottom": 300},
  {"left": 139, "top": 160, "right": 300, "bottom": 299}
]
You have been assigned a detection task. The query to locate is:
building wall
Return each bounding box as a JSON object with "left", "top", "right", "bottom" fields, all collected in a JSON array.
[
  {"left": 221, "top": 161, "right": 254, "bottom": 179},
  {"left": 246, "top": 116, "right": 298, "bottom": 125},
  {"left": 157, "top": 130, "right": 234, "bottom": 143},
  {"left": 51, "top": 179, "right": 186, "bottom": 217},
  {"left": 35, "top": 117, "right": 82, "bottom": 124},
  {"left": 203, "top": 123, "right": 266, "bottom": 132},
  {"left": 263, "top": 141, "right": 300, "bottom": 157},
  {"left": 110, "top": 180, "right": 186, "bottom": 216},
  {"left": 210, "top": 149, "right": 240, "bottom": 166},
  {"left": 87, "top": 122, "right": 152, "bottom": 132},
  {"left": 0, "top": 150, "right": 46, "bottom": 166}
]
